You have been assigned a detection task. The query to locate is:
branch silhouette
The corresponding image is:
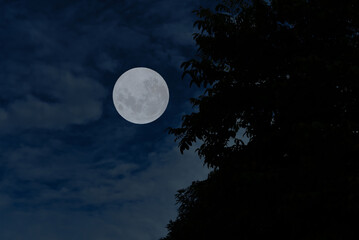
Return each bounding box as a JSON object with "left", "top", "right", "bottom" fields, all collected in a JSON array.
[{"left": 162, "top": 0, "right": 359, "bottom": 239}]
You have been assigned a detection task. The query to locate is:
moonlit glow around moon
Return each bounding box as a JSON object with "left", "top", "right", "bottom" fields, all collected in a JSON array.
[{"left": 113, "top": 67, "right": 169, "bottom": 124}]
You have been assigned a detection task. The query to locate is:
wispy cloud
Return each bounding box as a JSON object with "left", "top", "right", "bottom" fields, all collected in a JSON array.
[
  {"left": 0, "top": 135, "right": 210, "bottom": 240},
  {"left": 0, "top": 65, "right": 106, "bottom": 132},
  {"left": 0, "top": 0, "right": 213, "bottom": 239},
  {"left": 0, "top": 0, "right": 199, "bottom": 132}
]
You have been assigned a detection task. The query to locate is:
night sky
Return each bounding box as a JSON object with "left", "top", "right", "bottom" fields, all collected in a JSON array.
[{"left": 0, "top": 0, "right": 216, "bottom": 239}]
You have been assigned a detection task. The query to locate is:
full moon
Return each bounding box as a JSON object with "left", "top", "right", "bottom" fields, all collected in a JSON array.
[{"left": 113, "top": 67, "right": 169, "bottom": 124}]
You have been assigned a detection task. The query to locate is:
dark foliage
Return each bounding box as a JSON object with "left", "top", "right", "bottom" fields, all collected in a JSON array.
[{"left": 162, "top": 0, "right": 359, "bottom": 239}]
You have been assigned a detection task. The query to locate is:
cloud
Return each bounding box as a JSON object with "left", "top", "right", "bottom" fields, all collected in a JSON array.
[
  {"left": 0, "top": 1, "right": 215, "bottom": 240},
  {"left": 0, "top": 135, "right": 210, "bottom": 240},
  {"left": 0, "top": 65, "right": 106, "bottom": 132},
  {"left": 96, "top": 52, "right": 121, "bottom": 73},
  {"left": 0, "top": 0, "right": 198, "bottom": 133}
]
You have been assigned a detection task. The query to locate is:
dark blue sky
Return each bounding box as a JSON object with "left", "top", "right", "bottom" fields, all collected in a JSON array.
[{"left": 0, "top": 0, "right": 216, "bottom": 239}]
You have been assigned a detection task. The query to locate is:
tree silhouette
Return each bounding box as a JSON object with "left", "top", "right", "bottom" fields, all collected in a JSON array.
[{"left": 162, "top": 0, "right": 359, "bottom": 239}]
